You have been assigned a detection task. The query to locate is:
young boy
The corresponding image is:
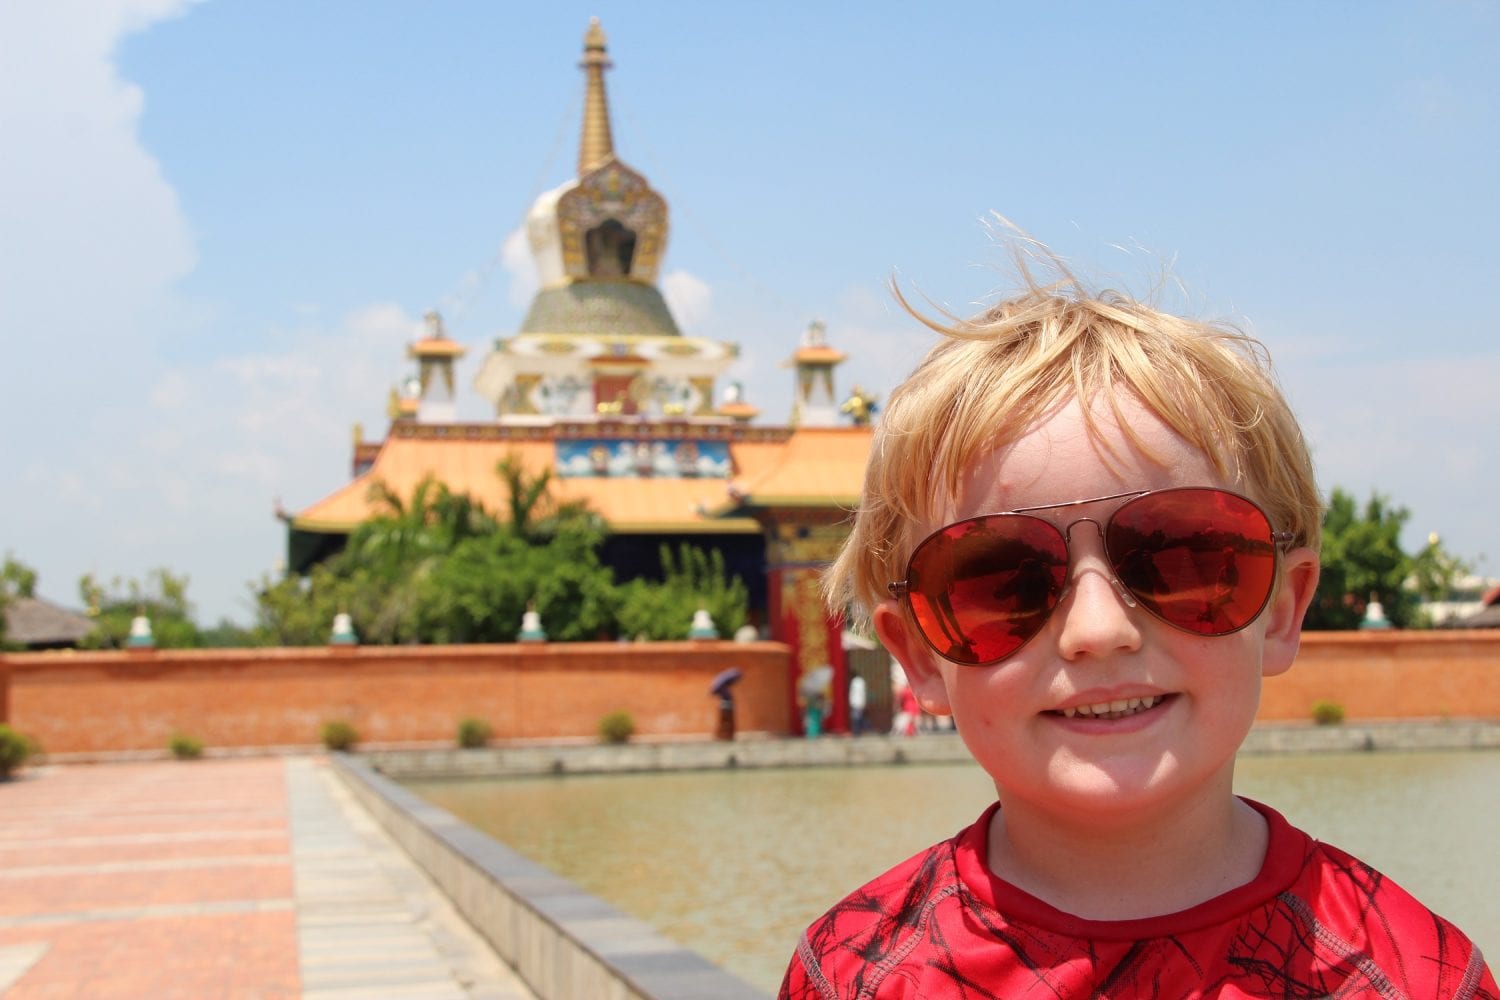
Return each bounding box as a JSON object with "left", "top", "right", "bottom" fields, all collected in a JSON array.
[{"left": 780, "top": 265, "right": 1497, "bottom": 998}]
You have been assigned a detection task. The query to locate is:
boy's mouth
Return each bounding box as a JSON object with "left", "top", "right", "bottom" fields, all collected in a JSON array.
[{"left": 1051, "top": 694, "right": 1170, "bottom": 721}]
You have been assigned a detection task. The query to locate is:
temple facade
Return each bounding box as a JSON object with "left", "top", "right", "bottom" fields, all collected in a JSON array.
[{"left": 290, "top": 19, "right": 875, "bottom": 729}]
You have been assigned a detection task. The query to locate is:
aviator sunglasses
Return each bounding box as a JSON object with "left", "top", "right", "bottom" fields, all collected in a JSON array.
[{"left": 888, "top": 487, "right": 1294, "bottom": 666}]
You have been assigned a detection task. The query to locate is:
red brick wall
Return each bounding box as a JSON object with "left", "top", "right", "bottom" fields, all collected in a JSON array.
[
  {"left": 1260, "top": 630, "right": 1500, "bottom": 721},
  {"left": 2, "top": 631, "right": 1496, "bottom": 754},
  {"left": 0, "top": 642, "right": 790, "bottom": 754}
]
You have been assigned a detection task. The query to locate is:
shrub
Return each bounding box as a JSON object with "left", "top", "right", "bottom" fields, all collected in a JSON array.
[
  {"left": 320, "top": 719, "right": 359, "bottom": 751},
  {"left": 598, "top": 710, "right": 635, "bottom": 744},
  {"left": 1311, "top": 700, "right": 1346, "bottom": 726},
  {"left": 0, "top": 724, "right": 32, "bottom": 779},
  {"left": 456, "top": 716, "right": 492, "bottom": 749},
  {"left": 168, "top": 732, "right": 204, "bottom": 760},
  {"left": 614, "top": 544, "right": 749, "bottom": 640}
]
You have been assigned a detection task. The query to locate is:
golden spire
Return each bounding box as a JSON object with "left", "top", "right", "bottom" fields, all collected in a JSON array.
[{"left": 578, "top": 17, "right": 616, "bottom": 176}]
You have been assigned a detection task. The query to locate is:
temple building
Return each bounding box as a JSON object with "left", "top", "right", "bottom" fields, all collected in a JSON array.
[{"left": 289, "top": 19, "right": 875, "bottom": 715}]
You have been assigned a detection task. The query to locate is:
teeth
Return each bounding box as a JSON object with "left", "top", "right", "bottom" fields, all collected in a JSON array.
[{"left": 1059, "top": 695, "right": 1162, "bottom": 720}]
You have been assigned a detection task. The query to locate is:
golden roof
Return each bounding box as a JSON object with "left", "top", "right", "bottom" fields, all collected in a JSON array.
[
  {"left": 293, "top": 424, "right": 873, "bottom": 535},
  {"left": 727, "top": 426, "right": 871, "bottom": 509}
]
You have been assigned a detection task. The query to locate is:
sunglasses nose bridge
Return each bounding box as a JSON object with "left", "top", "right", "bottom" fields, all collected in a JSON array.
[
  {"left": 1059, "top": 515, "right": 1103, "bottom": 545},
  {"left": 1059, "top": 516, "right": 1140, "bottom": 610}
]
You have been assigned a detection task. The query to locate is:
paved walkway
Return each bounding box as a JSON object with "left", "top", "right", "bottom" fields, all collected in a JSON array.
[{"left": 0, "top": 756, "right": 537, "bottom": 999}]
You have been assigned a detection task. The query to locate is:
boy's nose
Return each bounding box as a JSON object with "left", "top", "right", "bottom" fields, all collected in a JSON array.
[{"left": 1053, "top": 536, "right": 1144, "bottom": 661}]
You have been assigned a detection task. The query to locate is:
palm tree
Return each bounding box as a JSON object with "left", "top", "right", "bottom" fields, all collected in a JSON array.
[{"left": 494, "top": 455, "right": 600, "bottom": 543}]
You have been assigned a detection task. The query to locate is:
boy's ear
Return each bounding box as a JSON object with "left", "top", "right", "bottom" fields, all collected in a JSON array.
[
  {"left": 1260, "top": 547, "right": 1320, "bottom": 678},
  {"left": 873, "top": 600, "right": 953, "bottom": 715}
]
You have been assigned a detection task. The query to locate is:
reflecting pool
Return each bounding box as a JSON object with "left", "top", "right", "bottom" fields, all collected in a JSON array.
[{"left": 409, "top": 749, "right": 1499, "bottom": 994}]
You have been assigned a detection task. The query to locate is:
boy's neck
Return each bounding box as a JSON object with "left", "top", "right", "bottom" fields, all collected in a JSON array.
[{"left": 986, "top": 789, "right": 1268, "bottom": 921}]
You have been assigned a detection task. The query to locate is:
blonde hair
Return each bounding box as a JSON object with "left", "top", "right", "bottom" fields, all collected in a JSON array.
[{"left": 826, "top": 261, "right": 1321, "bottom": 630}]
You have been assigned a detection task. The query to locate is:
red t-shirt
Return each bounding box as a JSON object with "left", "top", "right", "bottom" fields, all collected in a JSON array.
[{"left": 781, "top": 800, "right": 1497, "bottom": 999}]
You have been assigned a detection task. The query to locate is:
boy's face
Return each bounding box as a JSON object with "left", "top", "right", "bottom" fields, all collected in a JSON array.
[{"left": 873, "top": 394, "right": 1319, "bottom": 823}]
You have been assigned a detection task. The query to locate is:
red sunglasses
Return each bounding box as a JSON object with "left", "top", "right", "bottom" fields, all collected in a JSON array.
[{"left": 888, "top": 487, "right": 1294, "bottom": 666}]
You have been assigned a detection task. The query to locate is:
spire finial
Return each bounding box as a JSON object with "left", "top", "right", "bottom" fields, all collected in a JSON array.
[{"left": 578, "top": 17, "right": 616, "bottom": 176}]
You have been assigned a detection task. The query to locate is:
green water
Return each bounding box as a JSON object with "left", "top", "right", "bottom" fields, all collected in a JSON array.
[{"left": 409, "top": 749, "right": 1500, "bottom": 994}]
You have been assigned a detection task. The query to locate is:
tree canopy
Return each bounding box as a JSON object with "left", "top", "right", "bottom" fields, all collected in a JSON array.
[
  {"left": 253, "top": 453, "right": 749, "bottom": 645},
  {"left": 77, "top": 568, "right": 205, "bottom": 649},
  {"left": 1305, "top": 487, "right": 1471, "bottom": 629},
  {"left": 1, "top": 553, "right": 41, "bottom": 647}
]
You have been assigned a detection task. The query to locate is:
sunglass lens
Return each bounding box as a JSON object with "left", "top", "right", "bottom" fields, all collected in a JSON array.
[
  {"left": 906, "top": 516, "right": 1068, "bottom": 665},
  {"left": 1108, "top": 489, "right": 1278, "bottom": 635}
]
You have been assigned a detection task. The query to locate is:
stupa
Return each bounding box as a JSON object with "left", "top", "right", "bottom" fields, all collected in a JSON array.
[{"left": 288, "top": 19, "right": 874, "bottom": 710}]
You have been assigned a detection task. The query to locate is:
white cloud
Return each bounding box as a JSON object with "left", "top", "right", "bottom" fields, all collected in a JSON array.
[
  {"left": 501, "top": 225, "right": 539, "bottom": 308},
  {"left": 661, "top": 270, "right": 713, "bottom": 332},
  {"left": 0, "top": 1, "right": 199, "bottom": 336},
  {"left": 39, "top": 301, "right": 415, "bottom": 621},
  {"left": 0, "top": 1, "right": 209, "bottom": 606},
  {"left": 0, "top": 0, "right": 413, "bottom": 624}
]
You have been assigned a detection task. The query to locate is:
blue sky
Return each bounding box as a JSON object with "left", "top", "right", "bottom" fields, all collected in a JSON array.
[{"left": 3, "top": 1, "right": 1497, "bottom": 625}]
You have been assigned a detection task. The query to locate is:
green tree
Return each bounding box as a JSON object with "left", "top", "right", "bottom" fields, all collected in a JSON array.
[
  {"left": 197, "top": 617, "right": 265, "bottom": 648},
  {"left": 410, "top": 459, "right": 615, "bottom": 642},
  {"left": 0, "top": 553, "right": 40, "bottom": 648},
  {"left": 257, "top": 475, "right": 502, "bottom": 645},
  {"left": 1306, "top": 488, "right": 1470, "bottom": 630},
  {"left": 2, "top": 554, "right": 38, "bottom": 599},
  {"left": 78, "top": 568, "right": 203, "bottom": 648},
  {"left": 352, "top": 475, "right": 497, "bottom": 580},
  {"left": 413, "top": 522, "right": 619, "bottom": 642},
  {"left": 254, "top": 562, "right": 404, "bottom": 646},
  {"left": 493, "top": 455, "right": 600, "bottom": 543},
  {"left": 255, "top": 452, "right": 617, "bottom": 645},
  {"left": 1407, "top": 533, "right": 1474, "bottom": 612},
  {"left": 616, "top": 544, "right": 749, "bottom": 640}
]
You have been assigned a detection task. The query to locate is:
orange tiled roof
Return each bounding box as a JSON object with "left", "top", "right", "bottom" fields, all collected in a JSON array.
[
  {"left": 716, "top": 402, "right": 760, "bottom": 420},
  {"left": 729, "top": 425, "right": 870, "bottom": 508},
  {"left": 294, "top": 428, "right": 871, "bottom": 535},
  {"left": 408, "top": 338, "right": 466, "bottom": 357},
  {"left": 789, "top": 346, "right": 848, "bottom": 365}
]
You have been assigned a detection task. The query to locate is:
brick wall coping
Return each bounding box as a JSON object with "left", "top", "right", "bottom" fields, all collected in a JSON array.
[
  {"left": 0, "top": 639, "right": 785, "bottom": 669},
  {"left": 1298, "top": 629, "right": 1500, "bottom": 647},
  {"left": 2, "top": 630, "right": 1493, "bottom": 668}
]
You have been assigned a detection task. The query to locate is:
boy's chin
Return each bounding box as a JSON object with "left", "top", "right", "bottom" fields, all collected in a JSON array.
[{"left": 1006, "top": 757, "right": 1236, "bottom": 821}]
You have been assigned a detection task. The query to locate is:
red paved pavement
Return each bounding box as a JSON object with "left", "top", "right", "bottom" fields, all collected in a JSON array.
[{"left": 0, "top": 759, "right": 300, "bottom": 999}]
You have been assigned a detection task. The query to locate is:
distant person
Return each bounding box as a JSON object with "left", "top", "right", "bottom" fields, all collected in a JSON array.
[
  {"left": 847, "top": 669, "right": 868, "bottom": 736},
  {"left": 803, "top": 691, "right": 826, "bottom": 738},
  {"left": 890, "top": 683, "right": 918, "bottom": 738},
  {"left": 780, "top": 245, "right": 1496, "bottom": 997},
  {"left": 715, "top": 690, "right": 735, "bottom": 741}
]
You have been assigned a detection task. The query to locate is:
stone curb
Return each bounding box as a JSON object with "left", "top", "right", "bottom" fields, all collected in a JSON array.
[
  {"left": 363, "top": 721, "right": 1500, "bottom": 781},
  {"left": 330, "top": 753, "right": 768, "bottom": 1000}
]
